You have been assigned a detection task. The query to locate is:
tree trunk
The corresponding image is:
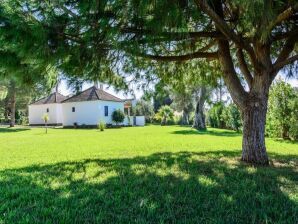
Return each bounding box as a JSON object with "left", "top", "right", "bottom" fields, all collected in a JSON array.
[
  {"left": 181, "top": 109, "right": 189, "bottom": 125},
  {"left": 281, "top": 125, "right": 290, "bottom": 139},
  {"left": 161, "top": 117, "right": 167, "bottom": 126},
  {"left": 3, "top": 94, "right": 9, "bottom": 122},
  {"left": 193, "top": 86, "right": 207, "bottom": 130},
  {"left": 241, "top": 100, "right": 269, "bottom": 165},
  {"left": 193, "top": 102, "right": 206, "bottom": 130},
  {"left": 240, "top": 68, "right": 271, "bottom": 165},
  {"left": 9, "top": 81, "right": 16, "bottom": 127}
]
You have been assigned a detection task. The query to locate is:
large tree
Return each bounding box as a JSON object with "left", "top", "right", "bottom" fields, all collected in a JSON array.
[
  {"left": 1, "top": 0, "right": 297, "bottom": 164},
  {"left": 0, "top": 51, "right": 55, "bottom": 127}
]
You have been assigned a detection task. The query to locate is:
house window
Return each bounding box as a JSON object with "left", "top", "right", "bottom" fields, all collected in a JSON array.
[
  {"left": 104, "top": 106, "right": 108, "bottom": 116},
  {"left": 72, "top": 107, "right": 75, "bottom": 112},
  {"left": 46, "top": 108, "right": 49, "bottom": 113}
]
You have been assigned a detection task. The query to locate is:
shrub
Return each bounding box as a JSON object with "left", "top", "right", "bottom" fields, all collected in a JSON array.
[
  {"left": 112, "top": 109, "right": 125, "bottom": 125},
  {"left": 20, "top": 116, "right": 29, "bottom": 126},
  {"left": 221, "top": 103, "right": 242, "bottom": 131},
  {"left": 97, "top": 121, "right": 106, "bottom": 131},
  {"left": 174, "top": 114, "right": 183, "bottom": 125},
  {"left": 42, "top": 113, "right": 50, "bottom": 134},
  {"left": 133, "top": 100, "right": 155, "bottom": 123},
  {"left": 266, "top": 80, "right": 297, "bottom": 139},
  {"left": 207, "top": 102, "right": 225, "bottom": 128},
  {"left": 289, "top": 96, "right": 298, "bottom": 140},
  {"left": 156, "top": 105, "right": 174, "bottom": 125}
]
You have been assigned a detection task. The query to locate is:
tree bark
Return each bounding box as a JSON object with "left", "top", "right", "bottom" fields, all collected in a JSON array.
[
  {"left": 181, "top": 109, "right": 189, "bottom": 125},
  {"left": 9, "top": 81, "right": 16, "bottom": 127},
  {"left": 4, "top": 98, "right": 9, "bottom": 122},
  {"left": 216, "top": 25, "right": 271, "bottom": 165},
  {"left": 240, "top": 64, "right": 271, "bottom": 165},
  {"left": 241, "top": 99, "right": 269, "bottom": 165},
  {"left": 193, "top": 86, "right": 207, "bottom": 130}
]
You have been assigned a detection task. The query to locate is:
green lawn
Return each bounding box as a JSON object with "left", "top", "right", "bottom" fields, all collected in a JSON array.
[{"left": 0, "top": 125, "right": 297, "bottom": 223}]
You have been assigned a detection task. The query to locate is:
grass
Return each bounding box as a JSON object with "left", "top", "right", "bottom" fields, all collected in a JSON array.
[{"left": 0, "top": 125, "right": 297, "bottom": 223}]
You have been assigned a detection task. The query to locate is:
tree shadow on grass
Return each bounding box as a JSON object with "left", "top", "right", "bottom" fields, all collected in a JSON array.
[
  {"left": 272, "top": 138, "right": 298, "bottom": 145},
  {"left": 171, "top": 129, "right": 241, "bottom": 137},
  {"left": 0, "top": 127, "right": 30, "bottom": 133},
  {"left": 0, "top": 151, "right": 297, "bottom": 224}
]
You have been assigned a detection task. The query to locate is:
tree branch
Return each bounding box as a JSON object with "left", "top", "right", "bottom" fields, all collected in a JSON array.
[
  {"left": 139, "top": 51, "right": 218, "bottom": 62},
  {"left": 217, "top": 40, "right": 248, "bottom": 109},
  {"left": 120, "top": 28, "right": 224, "bottom": 39},
  {"left": 195, "top": 0, "right": 244, "bottom": 47},
  {"left": 274, "top": 31, "right": 298, "bottom": 67},
  {"left": 236, "top": 49, "right": 253, "bottom": 89},
  {"left": 267, "top": 3, "right": 298, "bottom": 32},
  {"left": 195, "top": 0, "right": 260, "bottom": 73},
  {"left": 272, "top": 29, "right": 298, "bottom": 41},
  {"left": 273, "top": 54, "right": 298, "bottom": 71},
  {"left": 199, "top": 40, "right": 217, "bottom": 52}
]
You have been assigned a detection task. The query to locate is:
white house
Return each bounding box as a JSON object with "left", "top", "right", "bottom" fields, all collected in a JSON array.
[
  {"left": 28, "top": 92, "right": 66, "bottom": 125},
  {"left": 28, "top": 85, "right": 145, "bottom": 127}
]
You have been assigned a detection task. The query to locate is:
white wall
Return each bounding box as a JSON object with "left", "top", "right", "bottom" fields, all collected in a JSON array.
[
  {"left": 135, "top": 116, "right": 145, "bottom": 126},
  {"left": 62, "top": 100, "right": 124, "bottom": 126},
  {"left": 29, "top": 101, "right": 145, "bottom": 126},
  {"left": 123, "top": 116, "right": 145, "bottom": 126},
  {"left": 29, "top": 104, "right": 63, "bottom": 125}
]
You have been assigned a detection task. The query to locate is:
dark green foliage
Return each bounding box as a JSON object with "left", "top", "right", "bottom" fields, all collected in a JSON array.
[
  {"left": 266, "top": 80, "right": 298, "bottom": 140},
  {"left": 133, "top": 100, "right": 155, "bottom": 123},
  {"left": 112, "top": 109, "right": 125, "bottom": 125},
  {"left": 221, "top": 103, "right": 242, "bottom": 131},
  {"left": 289, "top": 97, "right": 298, "bottom": 140},
  {"left": 0, "top": 78, "right": 50, "bottom": 125},
  {"left": 207, "top": 102, "right": 225, "bottom": 128}
]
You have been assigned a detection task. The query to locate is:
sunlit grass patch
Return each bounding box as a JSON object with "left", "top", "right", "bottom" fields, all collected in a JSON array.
[{"left": 0, "top": 125, "right": 297, "bottom": 223}]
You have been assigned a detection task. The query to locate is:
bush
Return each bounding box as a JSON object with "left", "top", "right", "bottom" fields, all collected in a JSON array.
[
  {"left": 97, "top": 121, "right": 106, "bottom": 131},
  {"left": 289, "top": 97, "right": 298, "bottom": 140},
  {"left": 155, "top": 105, "right": 174, "bottom": 125},
  {"left": 133, "top": 100, "right": 155, "bottom": 123},
  {"left": 20, "top": 116, "right": 29, "bottom": 126},
  {"left": 174, "top": 114, "right": 183, "bottom": 125},
  {"left": 221, "top": 103, "right": 242, "bottom": 131},
  {"left": 42, "top": 113, "right": 50, "bottom": 134},
  {"left": 207, "top": 102, "right": 225, "bottom": 128},
  {"left": 266, "top": 80, "right": 297, "bottom": 140},
  {"left": 112, "top": 109, "right": 125, "bottom": 125}
]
